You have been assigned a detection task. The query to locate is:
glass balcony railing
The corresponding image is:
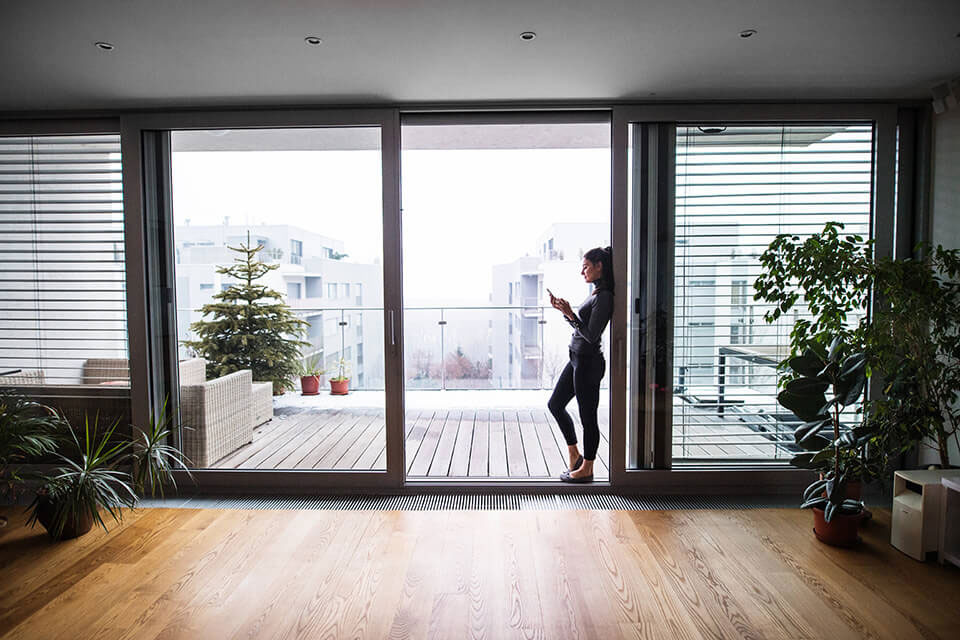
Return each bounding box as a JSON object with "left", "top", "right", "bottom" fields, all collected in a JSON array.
[{"left": 177, "top": 304, "right": 609, "bottom": 392}]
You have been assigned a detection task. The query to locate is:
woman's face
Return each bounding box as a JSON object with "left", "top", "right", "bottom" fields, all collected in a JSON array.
[{"left": 581, "top": 258, "right": 602, "bottom": 283}]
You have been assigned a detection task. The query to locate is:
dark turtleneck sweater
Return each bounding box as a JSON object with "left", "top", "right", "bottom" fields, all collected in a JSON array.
[{"left": 564, "top": 287, "right": 613, "bottom": 355}]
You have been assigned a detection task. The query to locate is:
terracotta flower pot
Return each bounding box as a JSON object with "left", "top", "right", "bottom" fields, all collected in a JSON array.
[
  {"left": 812, "top": 507, "right": 861, "bottom": 547},
  {"left": 300, "top": 375, "right": 320, "bottom": 396},
  {"left": 36, "top": 496, "right": 94, "bottom": 541},
  {"left": 330, "top": 379, "right": 349, "bottom": 395}
]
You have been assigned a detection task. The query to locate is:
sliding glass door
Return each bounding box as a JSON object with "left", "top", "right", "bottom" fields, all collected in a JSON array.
[
  {"left": 399, "top": 115, "right": 613, "bottom": 482},
  {"left": 618, "top": 105, "right": 895, "bottom": 476},
  {"left": 127, "top": 110, "right": 403, "bottom": 490},
  {"left": 670, "top": 123, "right": 874, "bottom": 465},
  {"left": 168, "top": 127, "right": 388, "bottom": 472}
]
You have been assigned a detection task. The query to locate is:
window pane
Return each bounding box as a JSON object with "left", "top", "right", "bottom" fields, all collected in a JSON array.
[
  {"left": 0, "top": 134, "right": 131, "bottom": 431},
  {"left": 672, "top": 124, "right": 873, "bottom": 464},
  {"left": 171, "top": 127, "right": 385, "bottom": 471}
]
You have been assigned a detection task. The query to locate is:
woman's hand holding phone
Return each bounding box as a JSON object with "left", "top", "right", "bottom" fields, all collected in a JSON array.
[{"left": 548, "top": 288, "right": 574, "bottom": 320}]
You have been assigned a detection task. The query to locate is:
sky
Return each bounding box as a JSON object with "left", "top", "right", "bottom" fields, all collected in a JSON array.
[{"left": 171, "top": 146, "right": 610, "bottom": 305}]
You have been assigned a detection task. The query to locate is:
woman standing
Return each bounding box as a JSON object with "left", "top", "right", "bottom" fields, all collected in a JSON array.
[{"left": 547, "top": 246, "right": 614, "bottom": 483}]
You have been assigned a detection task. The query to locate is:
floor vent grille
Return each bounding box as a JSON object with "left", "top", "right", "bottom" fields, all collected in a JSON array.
[{"left": 139, "top": 494, "right": 798, "bottom": 511}]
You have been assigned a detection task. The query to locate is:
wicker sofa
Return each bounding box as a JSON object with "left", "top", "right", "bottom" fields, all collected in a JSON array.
[
  {"left": 27, "top": 357, "right": 274, "bottom": 467},
  {"left": 177, "top": 361, "right": 254, "bottom": 468}
]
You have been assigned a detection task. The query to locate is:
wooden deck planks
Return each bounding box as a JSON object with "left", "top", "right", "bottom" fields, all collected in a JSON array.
[{"left": 206, "top": 405, "right": 762, "bottom": 478}]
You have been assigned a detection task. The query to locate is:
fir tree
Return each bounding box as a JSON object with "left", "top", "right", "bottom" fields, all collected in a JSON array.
[{"left": 182, "top": 234, "right": 309, "bottom": 394}]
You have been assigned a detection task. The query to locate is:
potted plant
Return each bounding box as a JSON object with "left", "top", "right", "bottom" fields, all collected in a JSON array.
[
  {"left": 869, "top": 245, "right": 960, "bottom": 469},
  {"left": 0, "top": 391, "right": 63, "bottom": 528},
  {"left": 329, "top": 358, "right": 351, "bottom": 395},
  {"left": 27, "top": 414, "right": 136, "bottom": 540},
  {"left": 779, "top": 336, "right": 874, "bottom": 546},
  {"left": 754, "top": 222, "right": 874, "bottom": 356},
  {"left": 27, "top": 401, "right": 191, "bottom": 541},
  {"left": 130, "top": 399, "right": 193, "bottom": 499},
  {"left": 297, "top": 353, "right": 324, "bottom": 396}
]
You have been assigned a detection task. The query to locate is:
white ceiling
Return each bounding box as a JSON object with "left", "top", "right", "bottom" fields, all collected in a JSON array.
[{"left": 1, "top": 0, "right": 958, "bottom": 112}]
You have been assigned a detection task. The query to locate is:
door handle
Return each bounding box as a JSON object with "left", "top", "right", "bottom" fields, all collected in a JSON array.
[{"left": 389, "top": 310, "right": 396, "bottom": 346}]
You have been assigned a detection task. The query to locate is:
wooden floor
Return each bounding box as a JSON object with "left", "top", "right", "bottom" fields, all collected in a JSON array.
[
  {"left": 214, "top": 407, "right": 612, "bottom": 479},
  {"left": 1, "top": 506, "right": 958, "bottom": 639}
]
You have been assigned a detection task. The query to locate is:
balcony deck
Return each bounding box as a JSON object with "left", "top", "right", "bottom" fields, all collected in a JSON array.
[
  {"left": 211, "top": 390, "right": 792, "bottom": 475},
  {"left": 213, "top": 406, "right": 612, "bottom": 479}
]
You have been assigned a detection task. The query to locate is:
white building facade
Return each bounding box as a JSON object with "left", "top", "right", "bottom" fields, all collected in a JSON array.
[{"left": 175, "top": 223, "right": 384, "bottom": 389}]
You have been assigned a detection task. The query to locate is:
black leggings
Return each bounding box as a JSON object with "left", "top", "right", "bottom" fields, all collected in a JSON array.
[{"left": 548, "top": 349, "right": 605, "bottom": 461}]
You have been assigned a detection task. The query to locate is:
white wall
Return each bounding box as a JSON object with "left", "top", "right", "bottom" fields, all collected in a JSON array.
[{"left": 923, "top": 107, "right": 960, "bottom": 465}]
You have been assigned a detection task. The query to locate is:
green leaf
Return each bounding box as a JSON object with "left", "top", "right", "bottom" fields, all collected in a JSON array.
[
  {"left": 778, "top": 389, "right": 829, "bottom": 423},
  {"left": 835, "top": 372, "right": 866, "bottom": 407},
  {"left": 810, "top": 446, "right": 835, "bottom": 463},
  {"left": 795, "top": 418, "right": 831, "bottom": 444},
  {"left": 803, "top": 478, "right": 829, "bottom": 502},
  {"left": 784, "top": 378, "right": 829, "bottom": 397},
  {"left": 789, "top": 352, "right": 824, "bottom": 378},
  {"left": 827, "top": 335, "right": 843, "bottom": 362},
  {"left": 789, "top": 453, "right": 817, "bottom": 469},
  {"left": 824, "top": 501, "right": 838, "bottom": 522},
  {"left": 801, "top": 496, "right": 828, "bottom": 510},
  {"left": 839, "top": 353, "right": 866, "bottom": 378}
]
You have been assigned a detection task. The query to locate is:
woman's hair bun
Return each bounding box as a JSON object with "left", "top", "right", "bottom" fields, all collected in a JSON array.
[{"left": 603, "top": 246, "right": 612, "bottom": 256}]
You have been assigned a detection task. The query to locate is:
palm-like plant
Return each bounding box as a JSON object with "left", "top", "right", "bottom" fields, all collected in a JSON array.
[
  {"left": 130, "top": 399, "right": 192, "bottom": 498},
  {"left": 27, "top": 414, "right": 137, "bottom": 539},
  {"left": 0, "top": 391, "right": 64, "bottom": 526}
]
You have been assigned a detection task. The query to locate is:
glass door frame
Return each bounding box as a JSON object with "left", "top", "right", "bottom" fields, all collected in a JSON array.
[
  {"left": 397, "top": 110, "right": 624, "bottom": 488},
  {"left": 121, "top": 108, "right": 405, "bottom": 491},
  {"left": 116, "top": 102, "right": 903, "bottom": 495},
  {"left": 612, "top": 103, "right": 899, "bottom": 491}
]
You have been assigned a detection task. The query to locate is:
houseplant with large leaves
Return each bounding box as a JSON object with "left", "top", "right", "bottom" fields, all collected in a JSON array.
[
  {"left": 869, "top": 245, "right": 960, "bottom": 468},
  {"left": 780, "top": 336, "right": 874, "bottom": 545}
]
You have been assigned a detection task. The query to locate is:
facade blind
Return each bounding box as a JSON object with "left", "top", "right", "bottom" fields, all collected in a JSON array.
[
  {"left": 672, "top": 124, "right": 873, "bottom": 465},
  {"left": 0, "top": 134, "right": 130, "bottom": 425}
]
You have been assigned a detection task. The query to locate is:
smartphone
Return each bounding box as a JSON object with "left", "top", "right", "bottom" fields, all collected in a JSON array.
[{"left": 546, "top": 288, "right": 555, "bottom": 298}]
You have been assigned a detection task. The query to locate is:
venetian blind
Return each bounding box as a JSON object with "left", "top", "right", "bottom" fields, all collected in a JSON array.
[
  {"left": 671, "top": 124, "right": 873, "bottom": 465},
  {"left": 0, "top": 134, "right": 129, "bottom": 390}
]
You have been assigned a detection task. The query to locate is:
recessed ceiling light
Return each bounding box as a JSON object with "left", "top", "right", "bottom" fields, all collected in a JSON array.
[
  {"left": 739, "top": 29, "right": 757, "bottom": 38},
  {"left": 520, "top": 31, "right": 536, "bottom": 41},
  {"left": 94, "top": 41, "right": 114, "bottom": 51},
  {"left": 304, "top": 36, "right": 323, "bottom": 46}
]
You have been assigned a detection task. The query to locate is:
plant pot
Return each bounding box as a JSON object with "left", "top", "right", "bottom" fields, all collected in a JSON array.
[
  {"left": 812, "top": 507, "right": 861, "bottom": 547},
  {"left": 300, "top": 375, "right": 320, "bottom": 396},
  {"left": 330, "top": 379, "right": 349, "bottom": 395},
  {"left": 36, "top": 496, "right": 94, "bottom": 541}
]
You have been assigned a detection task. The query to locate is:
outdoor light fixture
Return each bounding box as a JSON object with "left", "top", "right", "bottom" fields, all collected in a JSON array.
[
  {"left": 94, "top": 41, "right": 114, "bottom": 51},
  {"left": 304, "top": 36, "right": 323, "bottom": 46},
  {"left": 739, "top": 29, "right": 757, "bottom": 38},
  {"left": 520, "top": 31, "right": 536, "bottom": 41}
]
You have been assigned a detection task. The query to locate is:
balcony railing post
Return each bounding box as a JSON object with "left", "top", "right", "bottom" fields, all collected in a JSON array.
[
  {"left": 539, "top": 307, "right": 545, "bottom": 389},
  {"left": 439, "top": 307, "right": 445, "bottom": 391},
  {"left": 339, "top": 308, "right": 346, "bottom": 374}
]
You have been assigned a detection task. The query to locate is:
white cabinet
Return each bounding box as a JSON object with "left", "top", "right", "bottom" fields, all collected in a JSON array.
[
  {"left": 939, "top": 476, "right": 960, "bottom": 568},
  {"left": 891, "top": 469, "right": 960, "bottom": 561}
]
